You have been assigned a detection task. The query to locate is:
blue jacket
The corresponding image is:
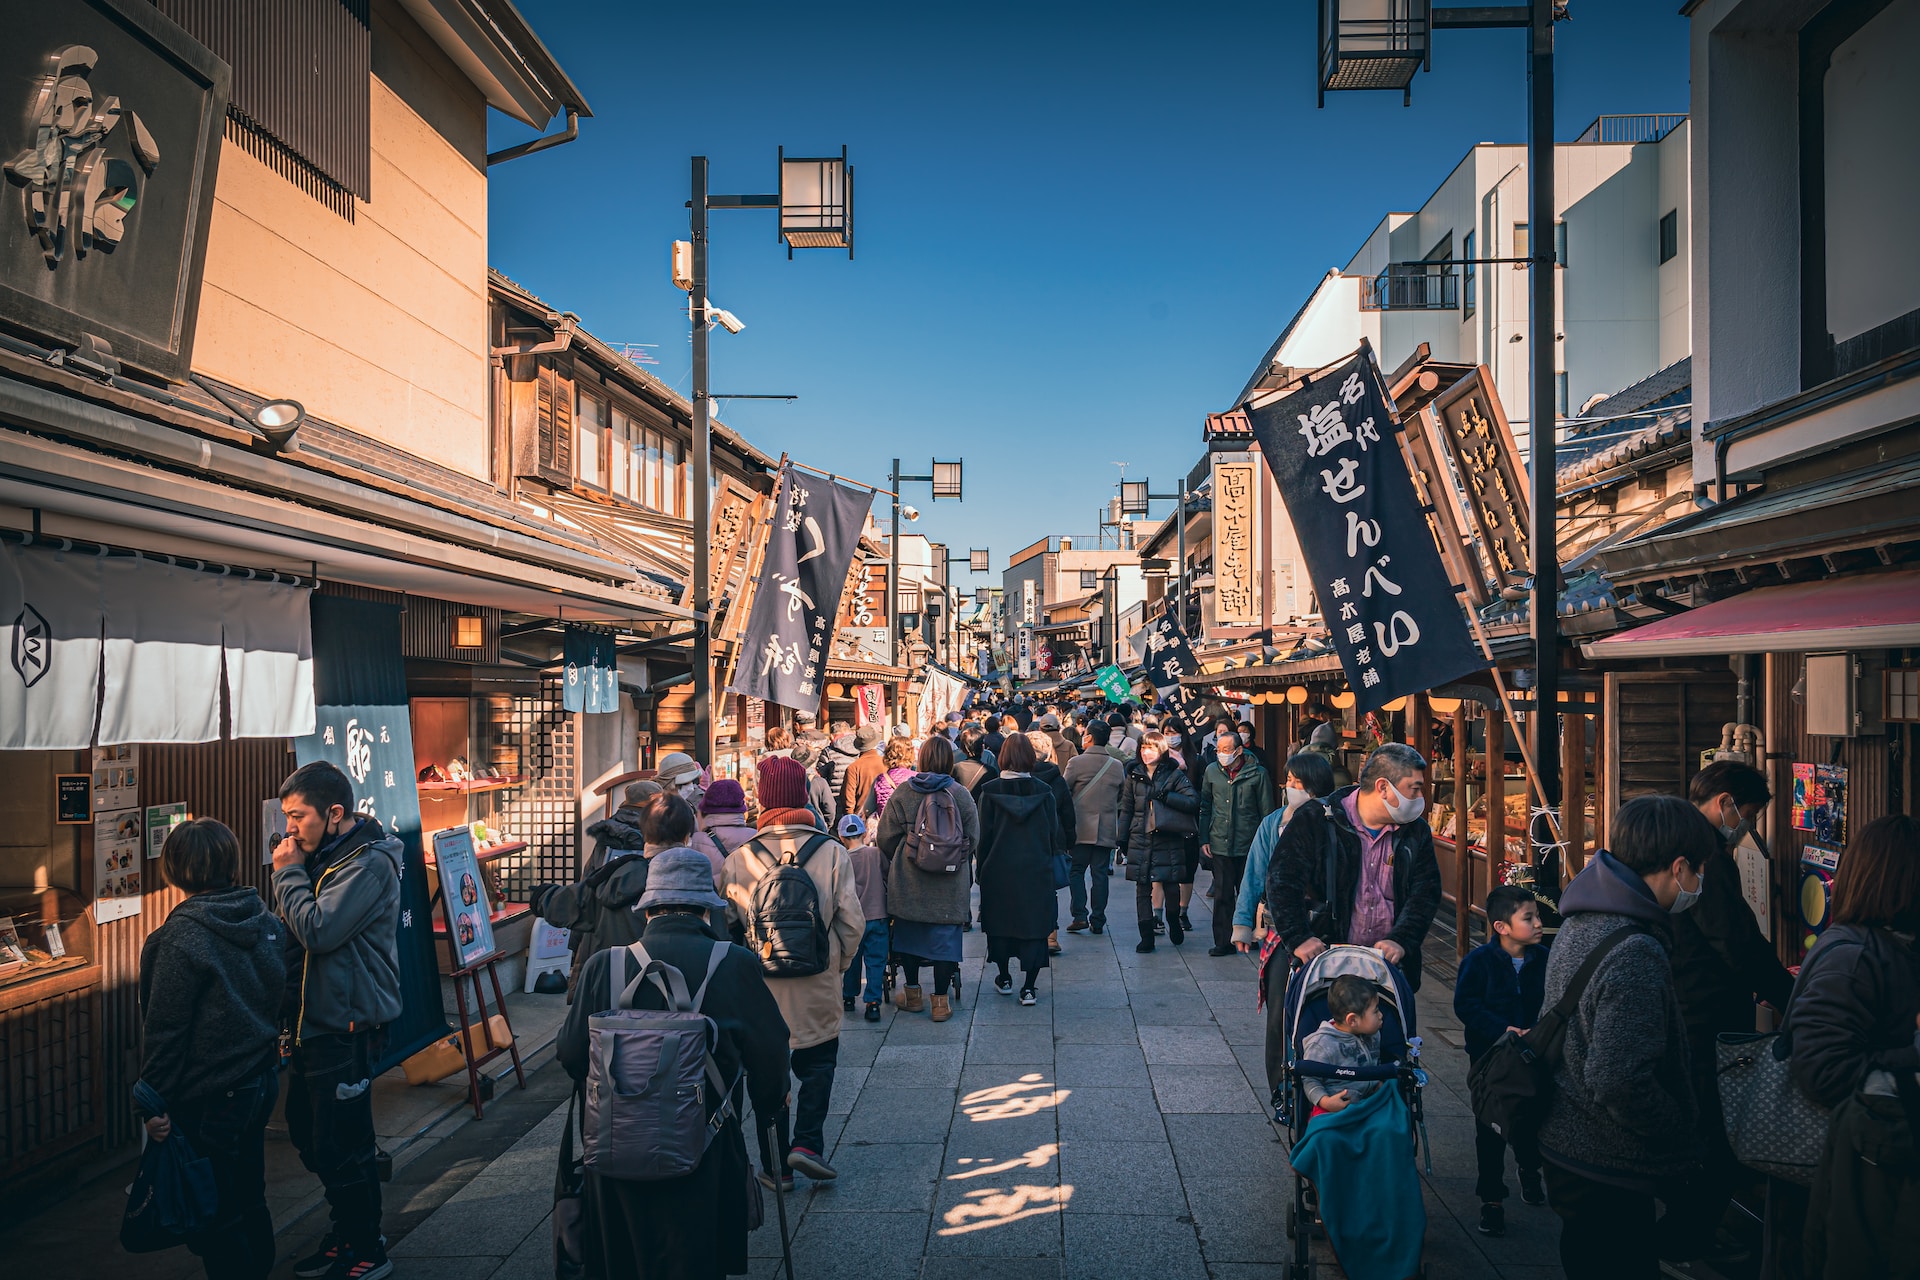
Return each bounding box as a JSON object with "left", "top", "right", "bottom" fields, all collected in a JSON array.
[{"left": 1452, "top": 938, "right": 1548, "bottom": 1061}]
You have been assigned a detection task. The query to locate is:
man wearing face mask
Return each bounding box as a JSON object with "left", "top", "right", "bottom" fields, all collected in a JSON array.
[
  {"left": 1196, "top": 730, "right": 1275, "bottom": 956},
  {"left": 1660, "top": 761, "right": 1793, "bottom": 1265},
  {"left": 1265, "top": 743, "right": 1444, "bottom": 991},
  {"left": 1535, "top": 795, "right": 1718, "bottom": 1280},
  {"left": 271, "top": 762, "right": 403, "bottom": 1280}
]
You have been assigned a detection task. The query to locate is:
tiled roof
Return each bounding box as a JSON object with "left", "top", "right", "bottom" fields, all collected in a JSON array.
[
  {"left": 1205, "top": 409, "right": 1252, "bottom": 438},
  {"left": 1579, "top": 356, "right": 1690, "bottom": 422},
  {"left": 1555, "top": 407, "right": 1690, "bottom": 491}
]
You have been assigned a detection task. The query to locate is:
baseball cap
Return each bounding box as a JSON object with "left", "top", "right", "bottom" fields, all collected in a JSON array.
[{"left": 836, "top": 814, "right": 868, "bottom": 841}]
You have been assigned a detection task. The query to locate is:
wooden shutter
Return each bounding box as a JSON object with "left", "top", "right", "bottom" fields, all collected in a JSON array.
[
  {"left": 1605, "top": 671, "right": 1737, "bottom": 806},
  {"left": 527, "top": 357, "right": 575, "bottom": 487}
]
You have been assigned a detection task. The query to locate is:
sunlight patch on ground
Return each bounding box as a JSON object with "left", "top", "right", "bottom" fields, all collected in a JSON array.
[
  {"left": 938, "top": 1142, "right": 1071, "bottom": 1236},
  {"left": 958, "top": 1072, "right": 1069, "bottom": 1122}
]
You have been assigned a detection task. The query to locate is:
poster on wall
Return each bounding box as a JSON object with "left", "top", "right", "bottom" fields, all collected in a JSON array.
[
  {"left": 431, "top": 826, "right": 497, "bottom": 970},
  {"left": 1790, "top": 763, "right": 1848, "bottom": 847},
  {"left": 91, "top": 743, "right": 139, "bottom": 815},
  {"left": 93, "top": 808, "right": 143, "bottom": 923},
  {"left": 145, "top": 802, "right": 188, "bottom": 860}
]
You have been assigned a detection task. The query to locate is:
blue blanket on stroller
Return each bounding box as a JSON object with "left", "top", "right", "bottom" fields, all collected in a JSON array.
[{"left": 1290, "top": 1079, "right": 1425, "bottom": 1280}]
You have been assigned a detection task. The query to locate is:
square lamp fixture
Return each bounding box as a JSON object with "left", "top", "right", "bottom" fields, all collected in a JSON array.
[
  {"left": 931, "top": 460, "right": 964, "bottom": 500},
  {"left": 1318, "top": 0, "right": 1431, "bottom": 105},
  {"left": 969, "top": 548, "right": 990, "bottom": 574},
  {"left": 975, "top": 587, "right": 992, "bottom": 605},
  {"left": 1121, "top": 480, "right": 1150, "bottom": 516},
  {"left": 452, "top": 615, "right": 485, "bottom": 649},
  {"left": 780, "top": 146, "right": 853, "bottom": 255}
]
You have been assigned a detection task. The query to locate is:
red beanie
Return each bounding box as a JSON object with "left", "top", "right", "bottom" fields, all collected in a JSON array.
[{"left": 757, "top": 756, "right": 808, "bottom": 811}]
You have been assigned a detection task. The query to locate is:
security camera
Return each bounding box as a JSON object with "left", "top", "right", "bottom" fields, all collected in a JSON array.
[
  {"left": 710, "top": 308, "right": 745, "bottom": 335},
  {"left": 902, "top": 505, "right": 921, "bottom": 522}
]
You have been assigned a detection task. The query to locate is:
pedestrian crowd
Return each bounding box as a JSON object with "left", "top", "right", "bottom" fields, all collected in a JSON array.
[{"left": 123, "top": 692, "right": 1920, "bottom": 1280}]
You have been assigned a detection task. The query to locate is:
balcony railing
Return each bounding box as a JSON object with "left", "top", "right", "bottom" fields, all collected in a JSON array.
[
  {"left": 1575, "top": 114, "right": 1686, "bottom": 145},
  {"left": 1360, "top": 263, "right": 1459, "bottom": 312}
]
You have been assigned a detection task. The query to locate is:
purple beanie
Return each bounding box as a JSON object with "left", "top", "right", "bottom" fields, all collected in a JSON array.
[{"left": 701, "top": 778, "right": 747, "bottom": 815}]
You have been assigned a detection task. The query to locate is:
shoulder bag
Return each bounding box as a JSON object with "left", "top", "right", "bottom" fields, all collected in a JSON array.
[{"left": 1715, "top": 937, "right": 1845, "bottom": 1185}]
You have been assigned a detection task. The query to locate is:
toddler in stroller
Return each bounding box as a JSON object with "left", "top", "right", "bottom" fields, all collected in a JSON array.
[{"left": 1278, "top": 945, "right": 1430, "bottom": 1280}]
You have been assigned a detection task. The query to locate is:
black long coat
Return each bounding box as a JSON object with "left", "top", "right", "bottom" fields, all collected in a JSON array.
[
  {"left": 559, "top": 913, "right": 791, "bottom": 1280},
  {"left": 1117, "top": 756, "right": 1201, "bottom": 884},
  {"left": 975, "top": 775, "right": 1063, "bottom": 941}
]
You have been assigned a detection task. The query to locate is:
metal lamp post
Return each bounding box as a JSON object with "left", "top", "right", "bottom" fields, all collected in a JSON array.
[
  {"left": 686, "top": 149, "right": 852, "bottom": 766},
  {"left": 1121, "top": 478, "right": 1189, "bottom": 632},
  {"left": 889, "top": 459, "right": 964, "bottom": 670},
  {"left": 1315, "top": 0, "right": 1566, "bottom": 843},
  {"left": 931, "top": 543, "right": 987, "bottom": 668}
]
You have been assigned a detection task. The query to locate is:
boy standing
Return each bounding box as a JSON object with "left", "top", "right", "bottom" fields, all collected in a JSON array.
[
  {"left": 1453, "top": 885, "right": 1550, "bottom": 1236},
  {"left": 838, "top": 815, "right": 890, "bottom": 1022},
  {"left": 1302, "top": 974, "right": 1385, "bottom": 1120}
]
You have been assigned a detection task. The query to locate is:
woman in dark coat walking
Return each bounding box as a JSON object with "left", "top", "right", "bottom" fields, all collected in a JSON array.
[
  {"left": 975, "top": 732, "right": 1065, "bottom": 1004},
  {"left": 558, "top": 850, "right": 791, "bottom": 1280},
  {"left": 1118, "top": 732, "right": 1202, "bottom": 952}
]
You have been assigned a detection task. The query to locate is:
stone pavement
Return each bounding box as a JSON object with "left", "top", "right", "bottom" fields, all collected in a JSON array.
[{"left": 383, "top": 871, "right": 1572, "bottom": 1280}]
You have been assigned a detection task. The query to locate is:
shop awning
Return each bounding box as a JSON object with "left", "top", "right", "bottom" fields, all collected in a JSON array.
[{"left": 1583, "top": 567, "right": 1920, "bottom": 659}]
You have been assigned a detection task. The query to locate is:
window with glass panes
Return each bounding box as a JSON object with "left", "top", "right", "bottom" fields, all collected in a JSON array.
[
  {"left": 610, "top": 407, "right": 633, "bottom": 500},
  {"left": 576, "top": 389, "right": 606, "bottom": 487}
]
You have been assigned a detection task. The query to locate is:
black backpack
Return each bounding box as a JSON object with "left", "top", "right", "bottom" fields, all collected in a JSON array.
[
  {"left": 1468, "top": 924, "right": 1648, "bottom": 1158},
  {"left": 742, "top": 834, "right": 833, "bottom": 977}
]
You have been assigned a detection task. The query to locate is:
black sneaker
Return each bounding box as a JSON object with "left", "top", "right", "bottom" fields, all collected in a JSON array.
[
  {"left": 864, "top": 1001, "right": 881, "bottom": 1022},
  {"left": 786, "top": 1147, "right": 838, "bottom": 1180},
  {"left": 1208, "top": 945, "right": 1235, "bottom": 957},
  {"left": 1167, "top": 915, "right": 1185, "bottom": 946},
  {"left": 1152, "top": 914, "right": 1166, "bottom": 935},
  {"left": 1478, "top": 1203, "right": 1506, "bottom": 1236},
  {"left": 1135, "top": 939, "right": 1154, "bottom": 953},
  {"left": 842, "top": 996, "right": 854, "bottom": 1012},
  {"left": 1091, "top": 923, "right": 1104, "bottom": 935},
  {"left": 327, "top": 1245, "right": 393, "bottom": 1280},
  {"left": 994, "top": 973, "right": 1013, "bottom": 996},
  {"left": 296, "top": 1234, "right": 387, "bottom": 1278},
  {"left": 1178, "top": 910, "right": 1195, "bottom": 933},
  {"left": 1019, "top": 988, "right": 1037, "bottom": 1007},
  {"left": 1518, "top": 1166, "right": 1545, "bottom": 1206}
]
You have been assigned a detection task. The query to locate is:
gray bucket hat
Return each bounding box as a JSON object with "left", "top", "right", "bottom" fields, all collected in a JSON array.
[{"left": 636, "top": 848, "right": 727, "bottom": 912}]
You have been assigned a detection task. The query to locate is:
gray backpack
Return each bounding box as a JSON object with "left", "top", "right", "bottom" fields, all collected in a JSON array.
[{"left": 582, "top": 941, "right": 737, "bottom": 1181}]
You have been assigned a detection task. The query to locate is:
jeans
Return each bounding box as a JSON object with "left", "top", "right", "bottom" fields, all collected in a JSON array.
[
  {"left": 286, "top": 1031, "right": 382, "bottom": 1255},
  {"left": 172, "top": 1067, "right": 279, "bottom": 1280},
  {"left": 842, "top": 920, "right": 889, "bottom": 1004},
  {"left": 1209, "top": 854, "right": 1246, "bottom": 950},
  {"left": 760, "top": 1037, "right": 839, "bottom": 1165},
  {"left": 1067, "top": 844, "right": 1111, "bottom": 927},
  {"left": 1544, "top": 1163, "right": 1659, "bottom": 1280}
]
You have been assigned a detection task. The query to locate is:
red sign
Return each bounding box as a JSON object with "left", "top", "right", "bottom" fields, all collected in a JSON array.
[{"left": 854, "top": 684, "right": 887, "bottom": 727}]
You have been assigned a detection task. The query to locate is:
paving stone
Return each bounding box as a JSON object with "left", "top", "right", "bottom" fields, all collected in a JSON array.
[
  {"left": 1182, "top": 1174, "right": 1290, "bottom": 1263},
  {"left": 967, "top": 1024, "right": 1058, "bottom": 1063},
  {"left": 1061, "top": 1213, "right": 1208, "bottom": 1279},
  {"left": 841, "top": 1087, "right": 958, "bottom": 1144},
  {"left": 1147, "top": 1063, "right": 1262, "bottom": 1114},
  {"left": 1052, "top": 1041, "right": 1148, "bottom": 1088},
  {"left": 919, "top": 1257, "right": 1063, "bottom": 1280},
  {"left": 875, "top": 1042, "right": 968, "bottom": 1088},
  {"left": 802, "top": 1141, "right": 946, "bottom": 1214},
  {"left": 1055, "top": 1140, "right": 1185, "bottom": 1217},
  {"left": 924, "top": 1194, "right": 1065, "bottom": 1257},
  {"left": 782, "top": 1209, "right": 929, "bottom": 1277},
  {"left": 1054, "top": 1087, "right": 1164, "bottom": 1142},
  {"left": 827, "top": 1065, "right": 870, "bottom": 1113},
  {"left": 1127, "top": 992, "right": 1220, "bottom": 1026},
  {"left": 1136, "top": 1024, "right": 1234, "bottom": 1066}
]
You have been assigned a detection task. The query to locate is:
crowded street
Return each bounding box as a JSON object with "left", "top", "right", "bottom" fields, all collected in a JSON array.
[{"left": 4, "top": 2, "right": 1919, "bottom": 1280}]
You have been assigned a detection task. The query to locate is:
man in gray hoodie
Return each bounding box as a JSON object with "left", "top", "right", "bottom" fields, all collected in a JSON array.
[
  {"left": 1536, "top": 794, "right": 1718, "bottom": 1280},
  {"left": 272, "top": 761, "right": 403, "bottom": 1280}
]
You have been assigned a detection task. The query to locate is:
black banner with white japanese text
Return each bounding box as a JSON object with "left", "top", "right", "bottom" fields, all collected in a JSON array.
[
  {"left": 1131, "top": 606, "right": 1200, "bottom": 694},
  {"left": 728, "top": 463, "right": 869, "bottom": 711},
  {"left": 1244, "top": 349, "right": 1485, "bottom": 711}
]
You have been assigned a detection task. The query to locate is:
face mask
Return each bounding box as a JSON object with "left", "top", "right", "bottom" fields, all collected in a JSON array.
[
  {"left": 1167, "top": 733, "right": 1181, "bottom": 746},
  {"left": 1381, "top": 781, "right": 1425, "bottom": 824},
  {"left": 1669, "top": 864, "right": 1704, "bottom": 914},
  {"left": 1140, "top": 750, "right": 1161, "bottom": 768},
  {"left": 1217, "top": 748, "right": 1238, "bottom": 767},
  {"left": 1285, "top": 785, "right": 1312, "bottom": 808},
  {"left": 1716, "top": 799, "right": 1743, "bottom": 841}
]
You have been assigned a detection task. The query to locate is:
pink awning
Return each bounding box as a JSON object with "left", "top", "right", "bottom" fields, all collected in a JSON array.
[{"left": 1584, "top": 568, "right": 1920, "bottom": 658}]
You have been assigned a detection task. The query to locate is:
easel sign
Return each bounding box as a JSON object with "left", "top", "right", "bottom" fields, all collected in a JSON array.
[{"left": 431, "top": 826, "right": 497, "bottom": 969}]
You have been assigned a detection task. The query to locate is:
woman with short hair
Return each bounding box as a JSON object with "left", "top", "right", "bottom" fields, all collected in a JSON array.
[
  {"left": 136, "top": 819, "right": 288, "bottom": 1280},
  {"left": 877, "top": 734, "right": 979, "bottom": 1022},
  {"left": 1118, "top": 731, "right": 1202, "bottom": 952},
  {"left": 869, "top": 735, "right": 918, "bottom": 817}
]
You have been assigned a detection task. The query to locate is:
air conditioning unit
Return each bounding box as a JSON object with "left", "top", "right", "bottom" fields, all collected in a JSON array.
[{"left": 1804, "top": 652, "right": 1886, "bottom": 737}]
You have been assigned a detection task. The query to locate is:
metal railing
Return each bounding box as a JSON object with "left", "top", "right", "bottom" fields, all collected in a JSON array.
[
  {"left": 1360, "top": 263, "right": 1459, "bottom": 312},
  {"left": 1574, "top": 114, "right": 1686, "bottom": 145}
]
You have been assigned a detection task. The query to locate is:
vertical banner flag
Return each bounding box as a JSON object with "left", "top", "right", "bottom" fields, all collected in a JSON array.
[
  {"left": 1131, "top": 608, "right": 1200, "bottom": 695},
  {"left": 730, "top": 463, "right": 869, "bottom": 711},
  {"left": 563, "top": 627, "right": 618, "bottom": 714},
  {"left": 1244, "top": 348, "right": 1486, "bottom": 711},
  {"left": 854, "top": 683, "right": 887, "bottom": 727},
  {"left": 294, "top": 595, "right": 448, "bottom": 1072},
  {"left": 917, "top": 664, "right": 967, "bottom": 737}
]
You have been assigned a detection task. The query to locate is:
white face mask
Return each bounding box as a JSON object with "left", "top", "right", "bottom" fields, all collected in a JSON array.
[
  {"left": 1167, "top": 733, "right": 1181, "bottom": 746},
  {"left": 1669, "top": 864, "right": 1704, "bottom": 914},
  {"left": 1139, "top": 749, "right": 1161, "bottom": 768},
  {"left": 1285, "top": 785, "right": 1312, "bottom": 808},
  {"left": 1217, "top": 747, "right": 1238, "bottom": 766},
  {"left": 1381, "top": 780, "right": 1425, "bottom": 824}
]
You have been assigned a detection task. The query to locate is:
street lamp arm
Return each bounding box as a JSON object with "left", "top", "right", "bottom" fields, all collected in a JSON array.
[{"left": 706, "top": 194, "right": 781, "bottom": 207}]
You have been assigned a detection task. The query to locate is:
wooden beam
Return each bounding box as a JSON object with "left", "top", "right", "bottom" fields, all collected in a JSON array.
[
  {"left": 1563, "top": 707, "right": 1587, "bottom": 878},
  {"left": 1454, "top": 703, "right": 1471, "bottom": 958}
]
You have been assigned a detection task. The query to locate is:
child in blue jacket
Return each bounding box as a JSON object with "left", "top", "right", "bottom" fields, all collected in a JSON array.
[{"left": 1453, "top": 883, "right": 1549, "bottom": 1237}]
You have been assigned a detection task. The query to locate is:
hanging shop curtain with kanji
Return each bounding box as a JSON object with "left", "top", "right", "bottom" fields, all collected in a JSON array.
[
  {"left": 729, "top": 463, "right": 870, "bottom": 711},
  {"left": 1244, "top": 348, "right": 1485, "bottom": 711}
]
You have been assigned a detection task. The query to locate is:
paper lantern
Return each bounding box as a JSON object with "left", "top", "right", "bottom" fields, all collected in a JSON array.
[
  {"left": 826, "top": 683, "right": 845, "bottom": 698},
  {"left": 1383, "top": 696, "right": 1408, "bottom": 712},
  {"left": 1429, "top": 696, "right": 1461, "bottom": 715},
  {"left": 1286, "top": 686, "right": 1308, "bottom": 705},
  {"left": 1330, "top": 691, "right": 1356, "bottom": 709}
]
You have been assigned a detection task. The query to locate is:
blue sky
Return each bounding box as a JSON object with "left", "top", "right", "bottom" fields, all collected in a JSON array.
[{"left": 490, "top": 1, "right": 1689, "bottom": 583}]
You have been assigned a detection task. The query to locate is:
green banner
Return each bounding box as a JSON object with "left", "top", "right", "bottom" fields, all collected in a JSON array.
[{"left": 1094, "top": 664, "right": 1131, "bottom": 704}]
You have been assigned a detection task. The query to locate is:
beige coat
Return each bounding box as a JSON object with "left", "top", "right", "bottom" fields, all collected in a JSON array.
[{"left": 720, "top": 822, "right": 863, "bottom": 1050}]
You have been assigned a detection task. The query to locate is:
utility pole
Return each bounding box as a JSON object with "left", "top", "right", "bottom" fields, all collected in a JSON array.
[
  {"left": 1527, "top": 0, "right": 1561, "bottom": 808},
  {"left": 690, "top": 156, "right": 712, "bottom": 766},
  {"left": 890, "top": 458, "right": 901, "bottom": 671}
]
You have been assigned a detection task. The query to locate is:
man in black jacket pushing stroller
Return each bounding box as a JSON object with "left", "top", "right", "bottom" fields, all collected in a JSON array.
[{"left": 1265, "top": 743, "right": 1444, "bottom": 992}]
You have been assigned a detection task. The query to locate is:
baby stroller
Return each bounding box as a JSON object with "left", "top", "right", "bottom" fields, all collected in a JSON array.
[
  {"left": 882, "top": 925, "right": 963, "bottom": 1006},
  {"left": 1275, "top": 945, "right": 1431, "bottom": 1280}
]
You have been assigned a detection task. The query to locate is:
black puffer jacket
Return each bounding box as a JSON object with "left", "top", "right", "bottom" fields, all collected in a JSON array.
[
  {"left": 581, "top": 807, "right": 648, "bottom": 879},
  {"left": 1030, "top": 760, "right": 1076, "bottom": 854},
  {"left": 816, "top": 735, "right": 862, "bottom": 818},
  {"left": 1264, "top": 786, "right": 1443, "bottom": 992},
  {"left": 975, "top": 776, "right": 1064, "bottom": 941},
  {"left": 1789, "top": 924, "right": 1920, "bottom": 1109},
  {"left": 1117, "top": 755, "right": 1200, "bottom": 884}
]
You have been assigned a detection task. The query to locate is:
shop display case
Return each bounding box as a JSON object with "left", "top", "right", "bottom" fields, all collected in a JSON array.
[
  {"left": 0, "top": 888, "right": 90, "bottom": 991},
  {"left": 409, "top": 696, "right": 534, "bottom": 964}
]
